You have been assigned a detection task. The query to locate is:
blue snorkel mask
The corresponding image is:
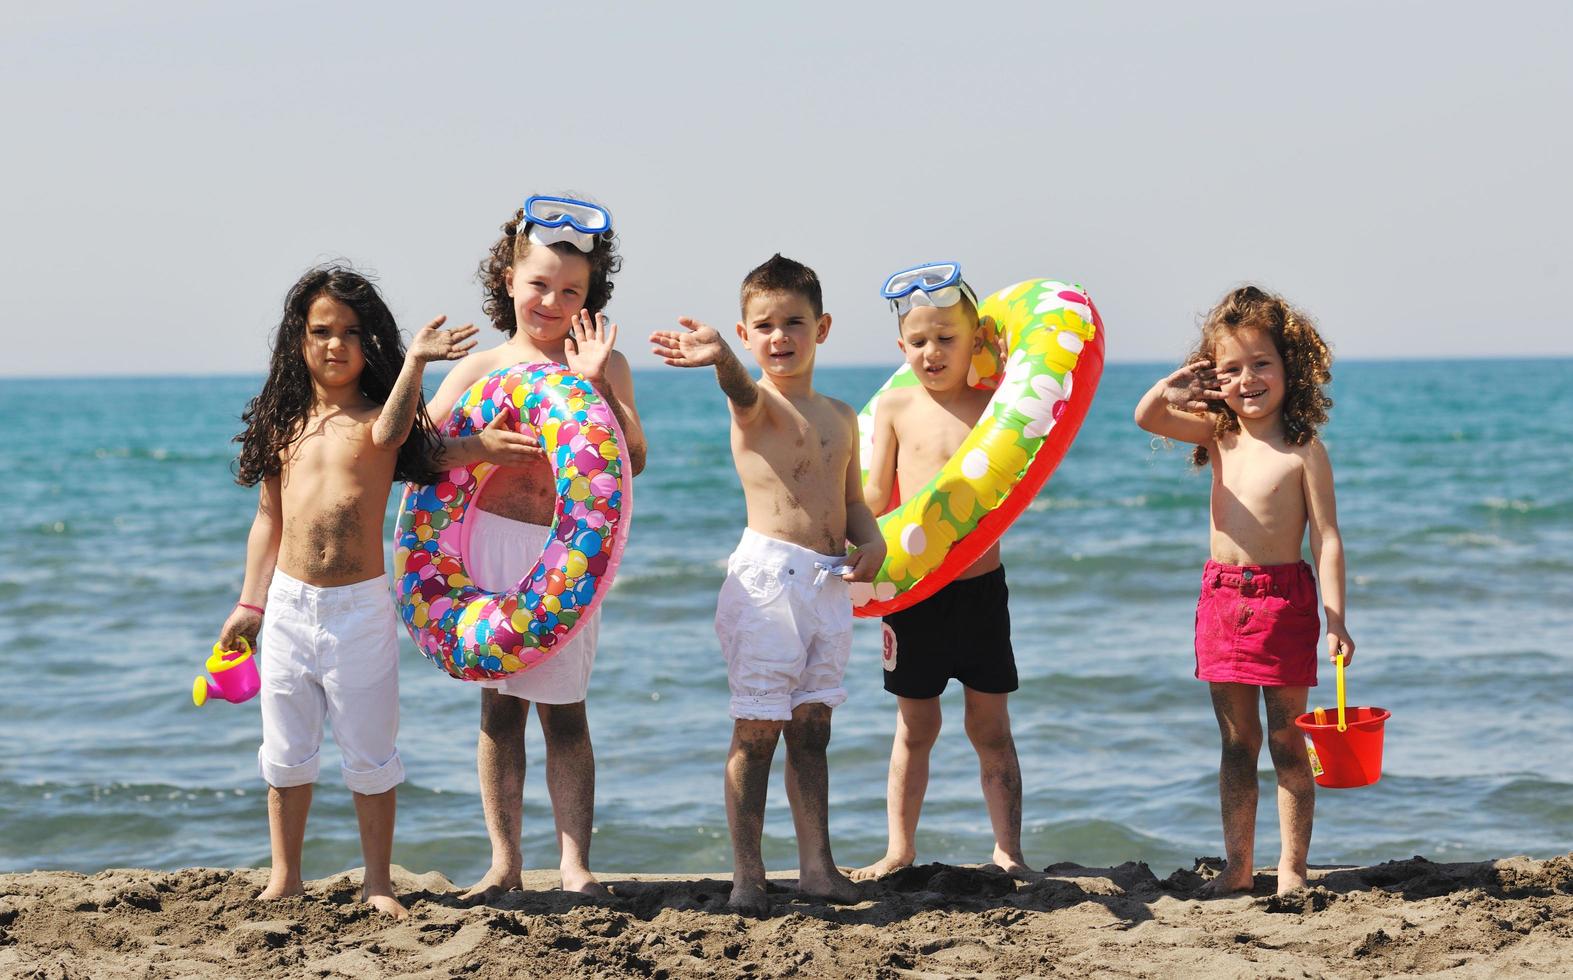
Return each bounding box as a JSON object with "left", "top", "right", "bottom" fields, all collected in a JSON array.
[
  {"left": 880, "top": 262, "right": 979, "bottom": 319},
  {"left": 522, "top": 195, "right": 613, "bottom": 253}
]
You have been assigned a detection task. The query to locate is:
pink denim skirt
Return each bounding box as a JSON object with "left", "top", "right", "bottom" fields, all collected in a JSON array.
[{"left": 1194, "top": 560, "right": 1321, "bottom": 687}]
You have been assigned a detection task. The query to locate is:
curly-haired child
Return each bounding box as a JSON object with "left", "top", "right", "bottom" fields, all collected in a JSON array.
[
  {"left": 219, "top": 263, "right": 479, "bottom": 917},
  {"left": 427, "top": 194, "right": 646, "bottom": 901},
  {"left": 1134, "top": 284, "right": 1353, "bottom": 897}
]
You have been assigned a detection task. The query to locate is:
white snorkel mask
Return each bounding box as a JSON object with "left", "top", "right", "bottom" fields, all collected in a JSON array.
[
  {"left": 522, "top": 195, "right": 613, "bottom": 253},
  {"left": 880, "top": 261, "right": 979, "bottom": 319}
]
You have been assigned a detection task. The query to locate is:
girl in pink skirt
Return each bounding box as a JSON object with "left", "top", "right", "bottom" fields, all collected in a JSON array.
[{"left": 1135, "top": 285, "right": 1353, "bottom": 897}]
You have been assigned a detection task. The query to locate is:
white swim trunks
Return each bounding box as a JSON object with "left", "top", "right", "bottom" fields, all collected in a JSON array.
[
  {"left": 714, "top": 528, "right": 854, "bottom": 721},
  {"left": 466, "top": 508, "right": 599, "bottom": 704},
  {"left": 258, "top": 569, "right": 404, "bottom": 795}
]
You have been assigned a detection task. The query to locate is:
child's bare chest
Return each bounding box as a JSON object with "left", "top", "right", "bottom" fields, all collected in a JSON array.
[
  {"left": 278, "top": 417, "right": 393, "bottom": 517},
  {"left": 893, "top": 408, "right": 972, "bottom": 471},
  {"left": 276, "top": 419, "right": 393, "bottom": 583},
  {"left": 734, "top": 399, "right": 844, "bottom": 491},
  {"left": 1214, "top": 446, "right": 1306, "bottom": 525},
  {"left": 285, "top": 418, "right": 378, "bottom": 477},
  {"left": 767, "top": 405, "right": 847, "bottom": 480}
]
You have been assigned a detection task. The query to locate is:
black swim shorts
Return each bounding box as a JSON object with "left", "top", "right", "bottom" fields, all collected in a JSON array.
[{"left": 880, "top": 566, "right": 1017, "bottom": 699}]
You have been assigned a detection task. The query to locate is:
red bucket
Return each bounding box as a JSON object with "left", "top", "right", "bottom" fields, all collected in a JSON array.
[{"left": 1295, "top": 705, "right": 1390, "bottom": 788}]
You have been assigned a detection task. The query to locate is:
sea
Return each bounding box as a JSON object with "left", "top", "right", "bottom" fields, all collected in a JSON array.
[{"left": 2, "top": 360, "right": 1570, "bottom": 882}]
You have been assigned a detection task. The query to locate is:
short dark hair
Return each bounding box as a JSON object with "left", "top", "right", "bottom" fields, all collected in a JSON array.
[{"left": 740, "top": 253, "right": 822, "bottom": 318}]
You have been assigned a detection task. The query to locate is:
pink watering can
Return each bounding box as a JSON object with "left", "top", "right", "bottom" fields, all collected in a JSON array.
[{"left": 192, "top": 637, "right": 260, "bottom": 706}]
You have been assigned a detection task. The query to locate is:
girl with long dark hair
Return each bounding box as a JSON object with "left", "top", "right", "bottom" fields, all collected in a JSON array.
[{"left": 218, "top": 263, "right": 478, "bottom": 917}]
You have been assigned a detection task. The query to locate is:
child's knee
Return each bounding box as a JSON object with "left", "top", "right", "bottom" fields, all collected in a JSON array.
[
  {"left": 1220, "top": 726, "right": 1262, "bottom": 762},
  {"left": 538, "top": 702, "right": 590, "bottom": 745},
  {"left": 963, "top": 710, "right": 1013, "bottom": 755},
  {"left": 898, "top": 714, "right": 941, "bottom": 750},
  {"left": 733, "top": 720, "right": 783, "bottom": 761},
  {"left": 785, "top": 707, "right": 833, "bottom": 755},
  {"left": 1266, "top": 729, "right": 1310, "bottom": 770},
  {"left": 478, "top": 689, "right": 526, "bottom": 735}
]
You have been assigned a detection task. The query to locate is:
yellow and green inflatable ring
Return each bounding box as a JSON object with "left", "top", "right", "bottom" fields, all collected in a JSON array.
[{"left": 851, "top": 279, "right": 1104, "bottom": 617}]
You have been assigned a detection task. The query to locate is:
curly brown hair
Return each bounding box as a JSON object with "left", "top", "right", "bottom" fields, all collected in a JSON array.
[
  {"left": 234, "top": 264, "right": 442, "bottom": 486},
  {"left": 478, "top": 196, "right": 622, "bottom": 335},
  {"left": 1190, "top": 285, "right": 1333, "bottom": 466}
]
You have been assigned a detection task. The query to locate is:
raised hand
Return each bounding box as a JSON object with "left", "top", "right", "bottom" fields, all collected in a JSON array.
[
  {"left": 564, "top": 310, "right": 618, "bottom": 384},
  {"left": 409, "top": 315, "right": 480, "bottom": 364},
  {"left": 477, "top": 411, "right": 547, "bottom": 466},
  {"left": 649, "top": 317, "right": 729, "bottom": 368},
  {"left": 1162, "top": 358, "right": 1224, "bottom": 414}
]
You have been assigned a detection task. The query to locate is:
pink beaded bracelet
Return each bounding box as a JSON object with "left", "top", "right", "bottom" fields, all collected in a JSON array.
[{"left": 236, "top": 602, "right": 265, "bottom": 616}]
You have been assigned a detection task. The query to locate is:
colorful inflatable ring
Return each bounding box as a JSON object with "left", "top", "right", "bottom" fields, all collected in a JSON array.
[
  {"left": 851, "top": 279, "right": 1104, "bottom": 617},
  {"left": 394, "top": 363, "right": 633, "bottom": 680}
]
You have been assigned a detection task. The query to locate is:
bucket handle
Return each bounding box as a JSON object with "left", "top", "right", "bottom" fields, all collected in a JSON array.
[{"left": 1334, "top": 654, "right": 1348, "bottom": 732}]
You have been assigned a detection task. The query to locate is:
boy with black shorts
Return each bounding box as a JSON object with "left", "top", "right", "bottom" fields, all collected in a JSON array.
[{"left": 851, "top": 263, "right": 1031, "bottom": 881}]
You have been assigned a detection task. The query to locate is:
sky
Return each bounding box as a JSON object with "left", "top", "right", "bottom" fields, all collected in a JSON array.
[{"left": 2, "top": 1, "right": 1569, "bottom": 377}]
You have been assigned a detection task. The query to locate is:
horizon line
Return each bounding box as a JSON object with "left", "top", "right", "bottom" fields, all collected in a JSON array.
[
  {"left": 4, "top": 352, "right": 1571, "bottom": 384},
  {"left": 1, "top": 352, "right": 1568, "bottom": 383}
]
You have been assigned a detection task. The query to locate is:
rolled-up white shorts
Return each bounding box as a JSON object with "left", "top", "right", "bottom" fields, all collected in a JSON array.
[
  {"left": 258, "top": 569, "right": 404, "bottom": 795},
  {"left": 714, "top": 528, "right": 853, "bottom": 721},
  {"left": 466, "top": 509, "right": 599, "bottom": 704}
]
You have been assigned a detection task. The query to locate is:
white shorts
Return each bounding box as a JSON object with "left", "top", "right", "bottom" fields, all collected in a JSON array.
[
  {"left": 258, "top": 569, "right": 404, "bottom": 795},
  {"left": 466, "top": 509, "right": 599, "bottom": 704},
  {"left": 714, "top": 528, "right": 853, "bottom": 721}
]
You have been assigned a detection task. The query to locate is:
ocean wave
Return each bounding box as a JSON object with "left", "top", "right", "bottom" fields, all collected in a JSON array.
[
  {"left": 609, "top": 562, "right": 727, "bottom": 595},
  {"left": 1476, "top": 496, "right": 1573, "bottom": 524},
  {"left": 84, "top": 445, "right": 232, "bottom": 465},
  {"left": 1482, "top": 777, "right": 1573, "bottom": 822},
  {"left": 1027, "top": 490, "right": 1201, "bottom": 513}
]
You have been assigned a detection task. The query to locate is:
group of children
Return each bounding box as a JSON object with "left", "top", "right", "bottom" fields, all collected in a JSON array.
[{"left": 218, "top": 193, "right": 1350, "bottom": 919}]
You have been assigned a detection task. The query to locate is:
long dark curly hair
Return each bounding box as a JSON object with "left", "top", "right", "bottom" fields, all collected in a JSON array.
[
  {"left": 234, "top": 264, "right": 441, "bottom": 486},
  {"left": 1190, "top": 285, "right": 1334, "bottom": 466},
  {"left": 478, "top": 194, "right": 622, "bottom": 335}
]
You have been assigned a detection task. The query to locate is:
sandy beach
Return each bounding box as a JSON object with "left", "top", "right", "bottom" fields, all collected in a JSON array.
[{"left": 3, "top": 854, "right": 1570, "bottom": 978}]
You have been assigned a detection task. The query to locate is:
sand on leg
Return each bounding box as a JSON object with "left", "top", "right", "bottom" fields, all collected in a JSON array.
[
  {"left": 1265, "top": 686, "right": 1314, "bottom": 894},
  {"left": 1202, "top": 682, "right": 1262, "bottom": 896},
  {"left": 538, "top": 701, "right": 608, "bottom": 897},
  {"left": 853, "top": 696, "right": 941, "bottom": 881},
  {"left": 725, "top": 719, "right": 782, "bottom": 916},
  {"left": 260, "top": 783, "right": 312, "bottom": 900},
  {"left": 783, "top": 702, "right": 858, "bottom": 902},
  {"left": 963, "top": 688, "right": 1034, "bottom": 877},
  {"left": 352, "top": 787, "right": 407, "bottom": 918},
  {"left": 461, "top": 688, "right": 528, "bottom": 900}
]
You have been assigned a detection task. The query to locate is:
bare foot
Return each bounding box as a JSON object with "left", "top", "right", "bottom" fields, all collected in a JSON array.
[
  {"left": 1198, "top": 867, "right": 1255, "bottom": 898},
  {"left": 561, "top": 867, "right": 612, "bottom": 899},
  {"left": 727, "top": 881, "right": 772, "bottom": 918},
  {"left": 459, "top": 864, "right": 522, "bottom": 902},
  {"left": 988, "top": 849, "right": 1041, "bottom": 881},
  {"left": 850, "top": 854, "right": 912, "bottom": 882},
  {"left": 257, "top": 878, "right": 304, "bottom": 901},
  {"left": 364, "top": 890, "right": 409, "bottom": 919},
  {"left": 798, "top": 867, "right": 861, "bottom": 904},
  {"left": 1276, "top": 863, "right": 1309, "bottom": 895}
]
